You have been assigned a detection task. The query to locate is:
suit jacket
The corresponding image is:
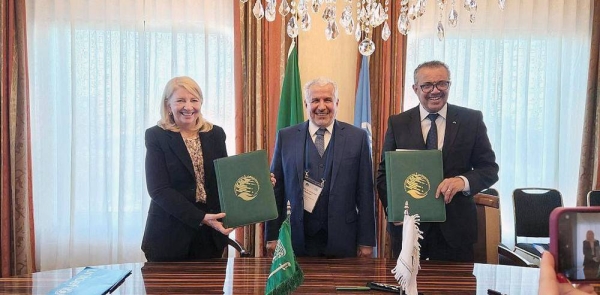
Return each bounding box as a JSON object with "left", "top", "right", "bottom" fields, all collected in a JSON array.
[
  {"left": 142, "top": 125, "right": 228, "bottom": 261},
  {"left": 376, "top": 104, "right": 499, "bottom": 247},
  {"left": 266, "top": 120, "right": 376, "bottom": 257}
]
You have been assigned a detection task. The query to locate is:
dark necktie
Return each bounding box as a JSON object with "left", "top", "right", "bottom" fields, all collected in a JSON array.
[
  {"left": 315, "top": 128, "right": 326, "bottom": 157},
  {"left": 426, "top": 113, "right": 439, "bottom": 150}
]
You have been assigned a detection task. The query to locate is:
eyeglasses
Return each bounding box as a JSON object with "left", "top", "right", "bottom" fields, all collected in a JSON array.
[{"left": 419, "top": 80, "right": 451, "bottom": 93}]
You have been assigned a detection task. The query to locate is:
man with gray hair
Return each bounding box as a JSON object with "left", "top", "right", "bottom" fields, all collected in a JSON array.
[{"left": 265, "top": 77, "right": 376, "bottom": 258}]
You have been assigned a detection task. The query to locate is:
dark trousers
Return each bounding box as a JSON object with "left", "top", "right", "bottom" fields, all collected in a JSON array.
[
  {"left": 304, "top": 228, "right": 328, "bottom": 257},
  {"left": 389, "top": 222, "right": 403, "bottom": 260},
  {"left": 390, "top": 223, "right": 474, "bottom": 262},
  {"left": 187, "top": 226, "right": 226, "bottom": 260},
  {"left": 144, "top": 226, "right": 225, "bottom": 262},
  {"left": 584, "top": 261, "right": 600, "bottom": 279}
]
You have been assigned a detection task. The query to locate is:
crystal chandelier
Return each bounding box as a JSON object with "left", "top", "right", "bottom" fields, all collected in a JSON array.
[
  {"left": 399, "top": 0, "right": 506, "bottom": 40},
  {"left": 240, "top": 0, "right": 506, "bottom": 56}
]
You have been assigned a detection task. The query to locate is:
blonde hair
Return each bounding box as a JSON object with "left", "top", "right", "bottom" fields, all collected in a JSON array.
[{"left": 158, "top": 76, "right": 213, "bottom": 132}]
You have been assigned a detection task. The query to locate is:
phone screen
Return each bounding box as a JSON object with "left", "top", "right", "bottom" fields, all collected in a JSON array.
[{"left": 555, "top": 210, "right": 600, "bottom": 281}]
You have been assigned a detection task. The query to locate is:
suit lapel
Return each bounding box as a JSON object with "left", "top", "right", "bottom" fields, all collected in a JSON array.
[
  {"left": 329, "top": 121, "right": 345, "bottom": 191},
  {"left": 199, "top": 128, "right": 215, "bottom": 162},
  {"left": 443, "top": 104, "right": 460, "bottom": 157},
  {"left": 200, "top": 130, "right": 217, "bottom": 180},
  {"left": 408, "top": 107, "right": 427, "bottom": 149},
  {"left": 295, "top": 122, "right": 308, "bottom": 186},
  {"left": 168, "top": 130, "right": 196, "bottom": 177}
]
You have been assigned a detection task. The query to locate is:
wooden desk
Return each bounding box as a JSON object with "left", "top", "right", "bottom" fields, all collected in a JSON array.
[{"left": 0, "top": 258, "right": 539, "bottom": 294}]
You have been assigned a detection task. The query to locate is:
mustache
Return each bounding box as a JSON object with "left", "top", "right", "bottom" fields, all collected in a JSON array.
[{"left": 427, "top": 94, "right": 444, "bottom": 99}]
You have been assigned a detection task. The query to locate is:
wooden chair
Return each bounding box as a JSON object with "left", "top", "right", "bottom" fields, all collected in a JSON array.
[
  {"left": 473, "top": 192, "right": 501, "bottom": 264},
  {"left": 480, "top": 188, "right": 499, "bottom": 196}
]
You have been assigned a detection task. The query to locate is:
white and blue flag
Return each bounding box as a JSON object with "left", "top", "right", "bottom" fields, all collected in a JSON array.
[{"left": 354, "top": 55, "right": 372, "bottom": 153}]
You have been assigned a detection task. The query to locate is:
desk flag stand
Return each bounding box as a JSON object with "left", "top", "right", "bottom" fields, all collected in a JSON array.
[
  {"left": 391, "top": 201, "right": 423, "bottom": 295},
  {"left": 265, "top": 201, "right": 304, "bottom": 295}
]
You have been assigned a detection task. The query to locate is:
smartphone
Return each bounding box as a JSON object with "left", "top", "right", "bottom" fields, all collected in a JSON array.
[{"left": 550, "top": 207, "right": 600, "bottom": 282}]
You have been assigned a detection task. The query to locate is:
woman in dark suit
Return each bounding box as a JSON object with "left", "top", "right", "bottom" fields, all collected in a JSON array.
[
  {"left": 583, "top": 230, "right": 600, "bottom": 279},
  {"left": 142, "top": 76, "right": 233, "bottom": 261}
]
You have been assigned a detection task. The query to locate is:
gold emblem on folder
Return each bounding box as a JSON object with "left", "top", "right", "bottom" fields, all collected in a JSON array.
[
  {"left": 403, "top": 173, "right": 430, "bottom": 199},
  {"left": 234, "top": 175, "right": 260, "bottom": 201}
]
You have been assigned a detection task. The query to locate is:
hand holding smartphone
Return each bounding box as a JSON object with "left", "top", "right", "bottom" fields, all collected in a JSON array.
[{"left": 549, "top": 206, "right": 600, "bottom": 282}]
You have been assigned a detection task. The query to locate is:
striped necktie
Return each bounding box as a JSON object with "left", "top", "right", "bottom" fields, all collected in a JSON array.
[{"left": 315, "top": 128, "right": 326, "bottom": 157}]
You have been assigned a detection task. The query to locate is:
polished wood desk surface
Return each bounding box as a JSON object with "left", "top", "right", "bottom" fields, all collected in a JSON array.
[{"left": 0, "top": 258, "right": 539, "bottom": 294}]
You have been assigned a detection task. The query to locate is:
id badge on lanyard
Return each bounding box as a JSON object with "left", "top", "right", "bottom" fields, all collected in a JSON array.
[{"left": 303, "top": 171, "right": 325, "bottom": 213}]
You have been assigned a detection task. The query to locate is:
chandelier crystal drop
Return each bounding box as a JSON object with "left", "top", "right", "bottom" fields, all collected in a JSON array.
[
  {"left": 297, "top": 0, "right": 308, "bottom": 15},
  {"left": 301, "top": 11, "right": 312, "bottom": 30},
  {"left": 279, "top": 0, "right": 291, "bottom": 16},
  {"left": 381, "top": 21, "right": 390, "bottom": 41},
  {"left": 358, "top": 37, "right": 375, "bottom": 56},
  {"left": 265, "top": 0, "right": 277, "bottom": 21},
  {"left": 448, "top": 4, "right": 458, "bottom": 27},
  {"left": 322, "top": 4, "right": 335, "bottom": 21},
  {"left": 325, "top": 19, "right": 340, "bottom": 40},
  {"left": 354, "top": 24, "right": 361, "bottom": 41},
  {"left": 437, "top": 20, "right": 445, "bottom": 41},
  {"left": 340, "top": 5, "right": 353, "bottom": 28},
  {"left": 287, "top": 15, "right": 300, "bottom": 38},
  {"left": 312, "top": 0, "right": 323, "bottom": 13},
  {"left": 345, "top": 18, "right": 355, "bottom": 35},
  {"left": 498, "top": 0, "right": 505, "bottom": 10},
  {"left": 253, "top": 0, "right": 265, "bottom": 19}
]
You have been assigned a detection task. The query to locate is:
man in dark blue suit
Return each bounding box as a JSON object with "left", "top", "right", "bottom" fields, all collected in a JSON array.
[
  {"left": 377, "top": 61, "right": 499, "bottom": 262},
  {"left": 265, "top": 77, "right": 376, "bottom": 258}
]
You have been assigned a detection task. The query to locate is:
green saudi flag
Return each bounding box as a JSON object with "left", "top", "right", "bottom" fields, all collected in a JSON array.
[
  {"left": 276, "top": 41, "right": 304, "bottom": 130},
  {"left": 265, "top": 217, "right": 304, "bottom": 295}
]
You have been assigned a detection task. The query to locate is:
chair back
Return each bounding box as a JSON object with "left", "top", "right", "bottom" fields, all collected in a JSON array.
[
  {"left": 587, "top": 190, "right": 600, "bottom": 206},
  {"left": 512, "top": 188, "right": 562, "bottom": 244},
  {"left": 473, "top": 193, "right": 501, "bottom": 264}
]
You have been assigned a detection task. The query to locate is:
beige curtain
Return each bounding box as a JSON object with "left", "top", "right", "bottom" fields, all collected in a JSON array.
[
  {"left": 234, "top": 0, "right": 288, "bottom": 257},
  {"left": 0, "top": 0, "right": 36, "bottom": 277},
  {"left": 369, "top": 1, "right": 407, "bottom": 258},
  {"left": 577, "top": 0, "right": 600, "bottom": 206}
]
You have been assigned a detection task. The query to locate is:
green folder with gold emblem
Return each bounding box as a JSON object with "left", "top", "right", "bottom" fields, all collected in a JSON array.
[
  {"left": 385, "top": 150, "right": 446, "bottom": 222},
  {"left": 214, "top": 150, "right": 278, "bottom": 228}
]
